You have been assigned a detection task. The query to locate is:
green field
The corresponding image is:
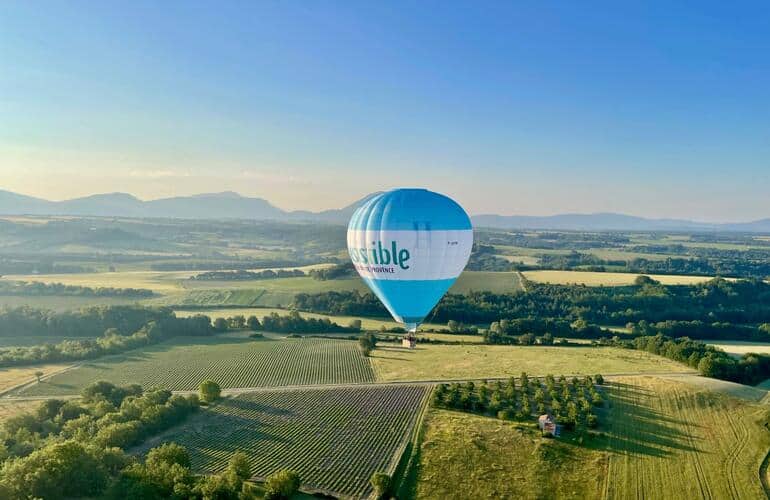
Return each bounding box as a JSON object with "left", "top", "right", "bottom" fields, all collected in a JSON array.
[
  {"left": 409, "top": 375, "right": 770, "bottom": 499},
  {"left": 370, "top": 344, "right": 694, "bottom": 382},
  {"left": 19, "top": 335, "right": 374, "bottom": 396},
  {"left": 140, "top": 385, "right": 430, "bottom": 498}
]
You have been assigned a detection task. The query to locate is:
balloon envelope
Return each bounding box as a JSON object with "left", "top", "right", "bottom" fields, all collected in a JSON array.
[{"left": 347, "top": 189, "right": 473, "bottom": 330}]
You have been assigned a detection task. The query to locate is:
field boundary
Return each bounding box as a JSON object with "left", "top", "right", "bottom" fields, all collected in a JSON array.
[
  {"left": 3, "top": 370, "right": 698, "bottom": 401},
  {"left": 391, "top": 386, "right": 433, "bottom": 499}
]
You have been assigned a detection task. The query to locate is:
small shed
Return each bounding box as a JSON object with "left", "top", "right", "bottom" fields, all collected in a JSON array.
[
  {"left": 402, "top": 334, "right": 416, "bottom": 349},
  {"left": 538, "top": 413, "right": 560, "bottom": 437}
]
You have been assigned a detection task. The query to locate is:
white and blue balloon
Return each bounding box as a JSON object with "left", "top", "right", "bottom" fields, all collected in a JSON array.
[{"left": 347, "top": 188, "right": 473, "bottom": 333}]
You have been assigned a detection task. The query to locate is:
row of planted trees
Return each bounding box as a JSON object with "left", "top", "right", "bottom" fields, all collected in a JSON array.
[{"left": 432, "top": 373, "right": 605, "bottom": 430}]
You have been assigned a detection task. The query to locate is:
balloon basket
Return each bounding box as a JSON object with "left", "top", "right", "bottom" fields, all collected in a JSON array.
[{"left": 402, "top": 324, "right": 417, "bottom": 349}]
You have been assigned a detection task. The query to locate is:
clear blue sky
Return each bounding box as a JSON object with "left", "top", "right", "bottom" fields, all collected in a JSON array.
[{"left": 1, "top": 1, "right": 769, "bottom": 221}]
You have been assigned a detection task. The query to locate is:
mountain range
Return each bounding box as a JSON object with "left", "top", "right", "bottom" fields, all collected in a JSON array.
[{"left": 1, "top": 189, "right": 769, "bottom": 232}]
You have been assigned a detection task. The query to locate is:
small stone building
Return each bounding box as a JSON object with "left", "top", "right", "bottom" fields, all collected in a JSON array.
[{"left": 538, "top": 413, "right": 560, "bottom": 437}]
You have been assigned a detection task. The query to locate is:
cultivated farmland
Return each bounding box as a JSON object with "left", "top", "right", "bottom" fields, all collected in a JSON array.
[
  {"left": 19, "top": 336, "right": 374, "bottom": 396},
  {"left": 141, "top": 385, "right": 430, "bottom": 498}
]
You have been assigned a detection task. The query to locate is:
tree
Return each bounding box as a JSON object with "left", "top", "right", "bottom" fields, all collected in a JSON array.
[
  {"left": 348, "top": 319, "right": 362, "bottom": 331},
  {"left": 34, "top": 370, "right": 44, "bottom": 383},
  {"left": 358, "top": 332, "right": 377, "bottom": 356},
  {"left": 1, "top": 441, "right": 109, "bottom": 499},
  {"left": 199, "top": 380, "right": 222, "bottom": 403},
  {"left": 228, "top": 451, "right": 252, "bottom": 483},
  {"left": 229, "top": 315, "right": 246, "bottom": 329},
  {"left": 246, "top": 315, "right": 261, "bottom": 330},
  {"left": 594, "top": 374, "right": 604, "bottom": 385},
  {"left": 214, "top": 317, "right": 228, "bottom": 331},
  {"left": 146, "top": 442, "right": 191, "bottom": 468},
  {"left": 447, "top": 320, "right": 459, "bottom": 332},
  {"left": 264, "top": 469, "right": 300, "bottom": 500},
  {"left": 370, "top": 472, "right": 390, "bottom": 499}
]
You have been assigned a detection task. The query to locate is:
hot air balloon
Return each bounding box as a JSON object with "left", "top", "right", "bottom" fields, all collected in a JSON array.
[{"left": 347, "top": 188, "right": 473, "bottom": 348}]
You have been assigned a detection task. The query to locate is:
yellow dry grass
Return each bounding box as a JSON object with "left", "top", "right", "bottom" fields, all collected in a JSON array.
[{"left": 523, "top": 270, "right": 720, "bottom": 286}]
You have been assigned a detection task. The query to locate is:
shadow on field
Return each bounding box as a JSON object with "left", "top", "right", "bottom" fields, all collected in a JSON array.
[{"left": 580, "top": 382, "right": 701, "bottom": 458}]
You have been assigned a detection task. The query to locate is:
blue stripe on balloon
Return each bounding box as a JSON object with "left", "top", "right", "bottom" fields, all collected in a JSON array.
[
  {"left": 348, "top": 189, "right": 472, "bottom": 231},
  {"left": 362, "top": 277, "right": 457, "bottom": 325}
]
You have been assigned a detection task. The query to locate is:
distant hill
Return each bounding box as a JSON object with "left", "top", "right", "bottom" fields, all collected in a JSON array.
[{"left": 0, "top": 188, "right": 767, "bottom": 232}]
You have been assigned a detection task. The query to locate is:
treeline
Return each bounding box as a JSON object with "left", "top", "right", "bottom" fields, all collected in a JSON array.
[
  {"left": 150, "top": 258, "right": 313, "bottom": 271},
  {"left": 614, "top": 334, "right": 770, "bottom": 385},
  {"left": 294, "top": 290, "right": 389, "bottom": 317},
  {"left": 433, "top": 373, "right": 604, "bottom": 430},
  {"left": 475, "top": 230, "right": 628, "bottom": 250},
  {"left": 0, "top": 258, "right": 94, "bottom": 275},
  {"left": 190, "top": 268, "right": 305, "bottom": 281},
  {"left": 308, "top": 262, "right": 356, "bottom": 280},
  {"left": 628, "top": 320, "right": 770, "bottom": 342},
  {"left": 484, "top": 318, "right": 606, "bottom": 345},
  {"left": 0, "top": 305, "right": 186, "bottom": 338},
  {"left": 465, "top": 245, "right": 517, "bottom": 271},
  {"left": 0, "top": 280, "right": 153, "bottom": 298},
  {"left": 215, "top": 311, "right": 361, "bottom": 334},
  {"left": 292, "top": 279, "right": 770, "bottom": 342},
  {"left": 538, "top": 251, "right": 770, "bottom": 279},
  {"left": 432, "top": 278, "right": 770, "bottom": 327},
  {"left": 0, "top": 313, "right": 212, "bottom": 367},
  {"left": 0, "top": 381, "right": 267, "bottom": 499}
]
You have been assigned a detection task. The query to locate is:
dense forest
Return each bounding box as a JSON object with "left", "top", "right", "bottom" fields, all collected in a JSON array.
[{"left": 294, "top": 278, "right": 770, "bottom": 341}]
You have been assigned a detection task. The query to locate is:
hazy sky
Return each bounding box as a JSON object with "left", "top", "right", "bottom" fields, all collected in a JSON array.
[{"left": 2, "top": 1, "right": 769, "bottom": 221}]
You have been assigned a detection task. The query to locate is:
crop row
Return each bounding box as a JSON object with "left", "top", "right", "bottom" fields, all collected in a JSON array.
[
  {"left": 21, "top": 337, "right": 375, "bottom": 396},
  {"left": 148, "top": 385, "right": 430, "bottom": 498}
]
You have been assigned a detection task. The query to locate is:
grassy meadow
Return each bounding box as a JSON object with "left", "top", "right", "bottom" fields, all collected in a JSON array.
[
  {"left": 370, "top": 344, "right": 694, "bottom": 382},
  {"left": 603, "top": 376, "right": 770, "bottom": 499},
  {"left": 0, "top": 363, "right": 73, "bottom": 394},
  {"left": 523, "top": 270, "right": 719, "bottom": 286},
  {"left": 411, "top": 409, "right": 607, "bottom": 499},
  {"left": 409, "top": 375, "right": 770, "bottom": 500}
]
